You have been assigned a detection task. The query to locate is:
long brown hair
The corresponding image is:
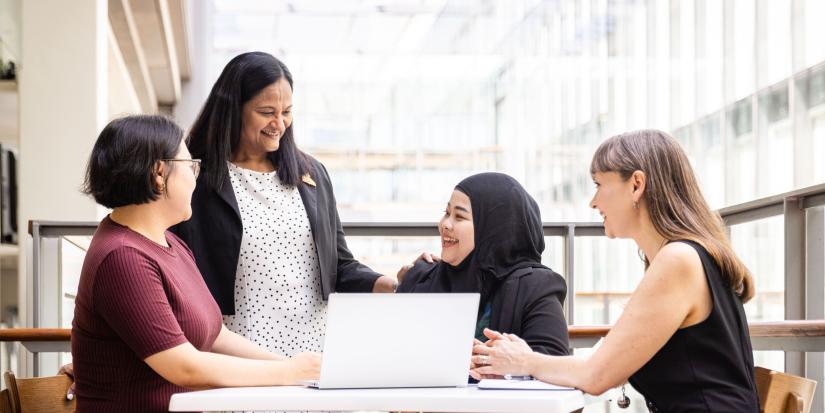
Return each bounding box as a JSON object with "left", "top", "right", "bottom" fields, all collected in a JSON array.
[{"left": 590, "top": 129, "right": 755, "bottom": 302}]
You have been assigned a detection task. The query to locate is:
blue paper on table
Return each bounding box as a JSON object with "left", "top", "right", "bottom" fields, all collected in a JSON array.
[{"left": 478, "top": 379, "right": 576, "bottom": 391}]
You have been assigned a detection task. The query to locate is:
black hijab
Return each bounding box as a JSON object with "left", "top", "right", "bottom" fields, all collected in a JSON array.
[{"left": 429, "top": 172, "right": 548, "bottom": 309}]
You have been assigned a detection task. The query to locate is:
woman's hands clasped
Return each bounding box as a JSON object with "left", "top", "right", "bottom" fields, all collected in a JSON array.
[{"left": 469, "top": 328, "right": 535, "bottom": 381}]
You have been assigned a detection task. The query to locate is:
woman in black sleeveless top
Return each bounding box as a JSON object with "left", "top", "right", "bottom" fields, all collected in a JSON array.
[{"left": 471, "top": 129, "right": 759, "bottom": 413}]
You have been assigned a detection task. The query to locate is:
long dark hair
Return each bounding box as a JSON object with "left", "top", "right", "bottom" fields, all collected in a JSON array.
[{"left": 188, "top": 52, "right": 309, "bottom": 189}]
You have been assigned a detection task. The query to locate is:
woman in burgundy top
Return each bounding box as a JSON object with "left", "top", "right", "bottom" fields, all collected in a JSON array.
[{"left": 72, "top": 115, "right": 321, "bottom": 413}]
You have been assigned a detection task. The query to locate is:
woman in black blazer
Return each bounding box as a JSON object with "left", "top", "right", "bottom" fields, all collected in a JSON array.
[
  {"left": 397, "top": 173, "right": 569, "bottom": 357},
  {"left": 171, "top": 52, "right": 398, "bottom": 356}
]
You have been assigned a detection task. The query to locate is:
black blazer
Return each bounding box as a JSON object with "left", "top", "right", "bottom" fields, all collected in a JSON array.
[
  {"left": 398, "top": 262, "right": 570, "bottom": 356},
  {"left": 170, "top": 156, "right": 381, "bottom": 315}
]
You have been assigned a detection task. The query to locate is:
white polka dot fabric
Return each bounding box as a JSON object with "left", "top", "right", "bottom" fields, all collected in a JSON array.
[{"left": 223, "top": 162, "right": 327, "bottom": 357}]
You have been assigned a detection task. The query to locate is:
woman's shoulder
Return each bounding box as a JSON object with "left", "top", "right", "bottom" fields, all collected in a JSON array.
[
  {"left": 646, "top": 241, "right": 707, "bottom": 295},
  {"left": 397, "top": 260, "right": 439, "bottom": 292},
  {"left": 653, "top": 241, "right": 705, "bottom": 274},
  {"left": 89, "top": 219, "right": 142, "bottom": 257},
  {"left": 508, "top": 266, "right": 563, "bottom": 281},
  {"left": 84, "top": 242, "right": 158, "bottom": 290},
  {"left": 507, "top": 266, "right": 567, "bottom": 293}
]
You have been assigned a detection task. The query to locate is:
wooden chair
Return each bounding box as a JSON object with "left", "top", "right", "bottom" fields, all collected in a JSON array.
[
  {"left": 756, "top": 366, "right": 817, "bottom": 413},
  {"left": 3, "top": 371, "right": 75, "bottom": 413},
  {"left": 0, "top": 389, "right": 13, "bottom": 413}
]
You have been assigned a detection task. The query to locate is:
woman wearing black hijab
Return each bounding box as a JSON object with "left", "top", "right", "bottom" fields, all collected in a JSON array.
[{"left": 397, "top": 173, "right": 569, "bottom": 356}]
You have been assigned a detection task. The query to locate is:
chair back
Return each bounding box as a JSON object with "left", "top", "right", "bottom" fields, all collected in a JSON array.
[
  {"left": 3, "top": 371, "right": 75, "bottom": 413},
  {"left": 0, "top": 388, "right": 13, "bottom": 413},
  {"left": 756, "top": 366, "right": 817, "bottom": 413}
]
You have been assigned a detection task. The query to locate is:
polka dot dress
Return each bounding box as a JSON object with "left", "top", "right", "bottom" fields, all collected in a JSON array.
[{"left": 223, "top": 162, "right": 327, "bottom": 357}]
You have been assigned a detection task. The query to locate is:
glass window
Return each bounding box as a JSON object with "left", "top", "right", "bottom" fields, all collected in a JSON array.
[
  {"left": 732, "top": 0, "right": 756, "bottom": 100},
  {"left": 805, "top": 0, "right": 825, "bottom": 67},
  {"left": 696, "top": 0, "right": 724, "bottom": 115},
  {"left": 726, "top": 99, "right": 756, "bottom": 204},
  {"left": 762, "top": 0, "right": 791, "bottom": 87},
  {"left": 696, "top": 115, "right": 725, "bottom": 208},
  {"left": 758, "top": 85, "right": 792, "bottom": 196}
]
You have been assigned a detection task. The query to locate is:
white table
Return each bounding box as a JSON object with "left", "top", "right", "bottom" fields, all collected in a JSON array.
[{"left": 168, "top": 385, "right": 585, "bottom": 412}]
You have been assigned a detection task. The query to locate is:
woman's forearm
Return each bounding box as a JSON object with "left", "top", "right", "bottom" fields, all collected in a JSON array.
[
  {"left": 145, "top": 343, "right": 300, "bottom": 389},
  {"left": 184, "top": 352, "right": 296, "bottom": 389},
  {"left": 526, "top": 353, "right": 606, "bottom": 394},
  {"left": 211, "top": 326, "right": 286, "bottom": 360}
]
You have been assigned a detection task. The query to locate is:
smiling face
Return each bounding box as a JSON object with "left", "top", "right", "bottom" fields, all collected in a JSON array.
[
  {"left": 238, "top": 77, "right": 293, "bottom": 156},
  {"left": 439, "top": 190, "right": 475, "bottom": 266},
  {"left": 589, "top": 171, "right": 639, "bottom": 239}
]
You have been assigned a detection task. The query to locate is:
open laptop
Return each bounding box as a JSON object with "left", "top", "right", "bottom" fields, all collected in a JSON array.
[{"left": 301, "top": 293, "right": 479, "bottom": 389}]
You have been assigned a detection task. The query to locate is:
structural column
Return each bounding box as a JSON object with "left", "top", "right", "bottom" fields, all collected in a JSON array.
[{"left": 19, "top": 0, "right": 107, "bottom": 375}]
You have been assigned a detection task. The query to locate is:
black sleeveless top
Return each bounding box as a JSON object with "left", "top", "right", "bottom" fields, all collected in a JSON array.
[{"left": 628, "top": 240, "right": 759, "bottom": 413}]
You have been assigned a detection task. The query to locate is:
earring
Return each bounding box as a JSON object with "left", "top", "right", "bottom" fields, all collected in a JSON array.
[
  {"left": 633, "top": 201, "right": 639, "bottom": 210},
  {"left": 158, "top": 183, "right": 166, "bottom": 193}
]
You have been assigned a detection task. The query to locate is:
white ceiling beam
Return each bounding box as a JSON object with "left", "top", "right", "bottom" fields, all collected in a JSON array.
[
  {"left": 129, "top": 0, "right": 181, "bottom": 105},
  {"left": 108, "top": 0, "right": 158, "bottom": 113},
  {"left": 167, "top": 0, "right": 191, "bottom": 80}
]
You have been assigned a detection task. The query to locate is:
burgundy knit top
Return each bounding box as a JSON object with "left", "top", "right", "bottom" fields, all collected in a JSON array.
[{"left": 72, "top": 216, "right": 222, "bottom": 412}]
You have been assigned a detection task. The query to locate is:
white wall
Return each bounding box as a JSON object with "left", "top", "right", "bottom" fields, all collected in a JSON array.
[{"left": 19, "top": 0, "right": 108, "bottom": 375}]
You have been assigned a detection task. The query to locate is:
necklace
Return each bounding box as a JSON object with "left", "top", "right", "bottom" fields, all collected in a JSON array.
[
  {"left": 638, "top": 237, "right": 669, "bottom": 263},
  {"left": 618, "top": 384, "right": 631, "bottom": 408}
]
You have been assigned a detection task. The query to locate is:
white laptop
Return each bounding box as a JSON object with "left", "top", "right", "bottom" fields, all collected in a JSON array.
[{"left": 301, "top": 293, "right": 479, "bottom": 389}]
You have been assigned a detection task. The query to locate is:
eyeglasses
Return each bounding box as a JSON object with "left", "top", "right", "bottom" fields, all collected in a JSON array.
[{"left": 162, "top": 158, "right": 202, "bottom": 178}]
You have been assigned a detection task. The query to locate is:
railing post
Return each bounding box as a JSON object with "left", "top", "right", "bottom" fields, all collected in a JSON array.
[
  {"left": 806, "top": 207, "right": 824, "bottom": 413},
  {"left": 565, "top": 224, "right": 575, "bottom": 326},
  {"left": 30, "top": 222, "right": 40, "bottom": 376},
  {"left": 785, "top": 198, "right": 806, "bottom": 376}
]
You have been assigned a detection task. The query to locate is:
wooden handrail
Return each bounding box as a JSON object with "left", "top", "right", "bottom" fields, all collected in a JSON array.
[
  {"left": 0, "top": 329, "right": 71, "bottom": 342},
  {"left": 2, "top": 320, "right": 825, "bottom": 342}
]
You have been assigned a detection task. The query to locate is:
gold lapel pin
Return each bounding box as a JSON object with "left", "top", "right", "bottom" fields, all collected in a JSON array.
[{"left": 301, "top": 173, "right": 317, "bottom": 187}]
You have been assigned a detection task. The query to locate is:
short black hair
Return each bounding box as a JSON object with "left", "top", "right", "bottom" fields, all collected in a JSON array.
[
  {"left": 82, "top": 115, "right": 184, "bottom": 208},
  {"left": 188, "top": 51, "right": 309, "bottom": 190}
]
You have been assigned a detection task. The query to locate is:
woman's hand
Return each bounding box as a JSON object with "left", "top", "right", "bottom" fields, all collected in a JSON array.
[
  {"left": 58, "top": 363, "right": 75, "bottom": 400},
  {"left": 285, "top": 352, "right": 322, "bottom": 384},
  {"left": 469, "top": 338, "right": 504, "bottom": 380},
  {"left": 396, "top": 252, "right": 441, "bottom": 285},
  {"left": 469, "top": 338, "right": 484, "bottom": 369},
  {"left": 470, "top": 328, "right": 534, "bottom": 379},
  {"left": 372, "top": 275, "right": 399, "bottom": 293}
]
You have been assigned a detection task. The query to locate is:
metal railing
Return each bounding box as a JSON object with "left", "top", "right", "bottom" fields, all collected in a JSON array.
[
  {"left": 717, "top": 183, "right": 825, "bottom": 384},
  {"left": 26, "top": 183, "right": 825, "bottom": 326}
]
